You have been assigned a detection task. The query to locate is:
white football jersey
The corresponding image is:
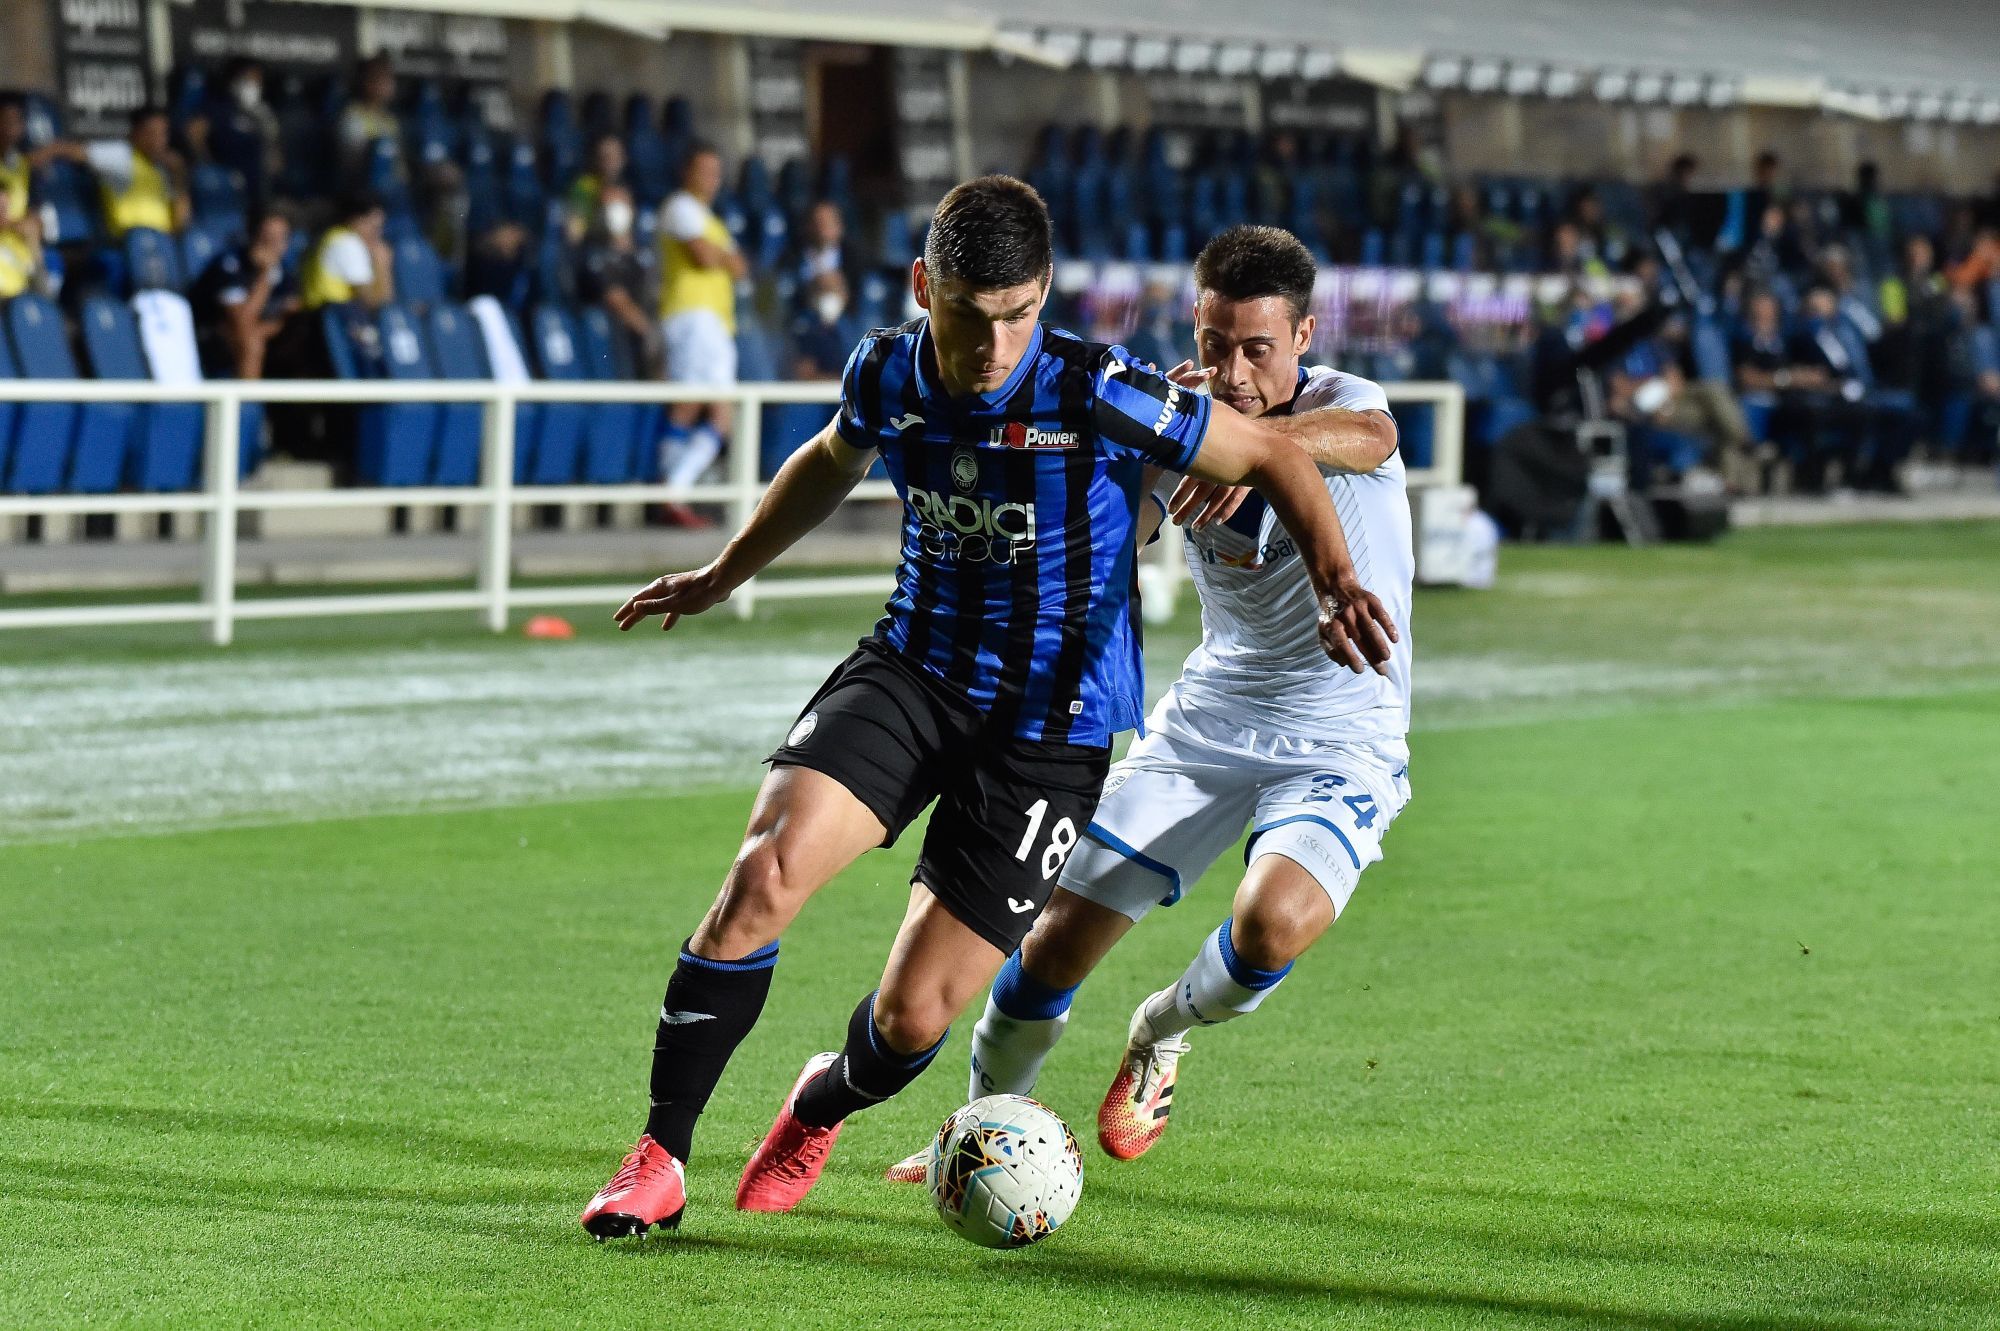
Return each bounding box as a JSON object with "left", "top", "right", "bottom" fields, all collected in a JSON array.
[{"left": 1163, "top": 365, "right": 1414, "bottom": 753}]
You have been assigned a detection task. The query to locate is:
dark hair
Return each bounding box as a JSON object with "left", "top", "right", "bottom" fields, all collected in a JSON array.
[
  {"left": 1193, "top": 224, "right": 1317, "bottom": 323},
  {"left": 1669, "top": 153, "right": 1697, "bottom": 176},
  {"left": 0, "top": 92, "right": 25, "bottom": 116},
  {"left": 247, "top": 203, "right": 292, "bottom": 236},
  {"left": 129, "top": 104, "right": 167, "bottom": 130},
  {"left": 223, "top": 56, "right": 262, "bottom": 82},
  {"left": 337, "top": 189, "right": 385, "bottom": 222},
  {"left": 923, "top": 175, "right": 1051, "bottom": 290}
]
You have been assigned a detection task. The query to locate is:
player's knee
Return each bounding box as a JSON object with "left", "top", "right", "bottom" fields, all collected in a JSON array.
[
  {"left": 1017, "top": 922, "right": 1093, "bottom": 992},
  {"left": 1232, "top": 877, "right": 1333, "bottom": 971},
  {"left": 870, "top": 989, "right": 951, "bottom": 1057},
  {"left": 706, "top": 837, "right": 806, "bottom": 943}
]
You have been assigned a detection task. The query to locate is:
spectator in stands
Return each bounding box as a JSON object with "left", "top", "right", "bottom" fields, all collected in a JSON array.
[
  {"left": 576, "top": 184, "right": 661, "bottom": 374},
  {"left": 1840, "top": 161, "right": 1892, "bottom": 258},
  {"left": 187, "top": 207, "right": 296, "bottom": 380},
  {"left": 1, "top": 92, "right": 87, "bottom": 245},
  {"left": 787, "top": 270, "right": 859, "bottom": 380},
  {"left": 1820, "top": 245, "right": 1884, "bottom": 344},
  {"left": 1252, "top": 131, "right": 1300, "bottom": 228},
  {"left": 656, "top": 141, "right": 745, "bottom": 519},
  {"left": 88, "top": 106, "right": 189, "bottom": 239},
  {"left": 1744, "top": 149, "right": 1785, "bottom": 224},
  {"left": 1550, "top": 220, "right": 1608, "bottom": 281},
  {"left": 566, "top": 133, "right": 628, "bottom": 242},
  {"left": 1651, "top": 153, "right": 1699, "bottom": 239},
  {"left": 1568, "top": 188, "right": 1629, "bottom": 268},
  {"left": 1605, "top": 288, "right": 1746, "bottom": 483},
  {"left": 0, "top": 180, "right": 49, "bottom": 298},
  {"left": 464, "top": 220, "right": 533, "bottom": 308},
  {"left": 789, "top": 199, "right": 851, "bottom": 291},
  {"left": 301, "top": 190, "right": 393, "bottom": 311},
  {"left": 337, "top": 55, "right": 401, "bottom": 190},
  {"left": 1946, "top": 222, "right": 2000, "bottom": 294},
  {"left": 1733, "top": 288, "right": 1873, "bottom": 492},
  {"left": 1942, "top": 288, "right": 2000, "bottom": 464},
  {"left": 201, "top": 57, "right": 282, "bottom": 207}
]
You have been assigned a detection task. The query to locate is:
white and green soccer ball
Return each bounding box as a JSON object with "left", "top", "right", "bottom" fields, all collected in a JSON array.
[{"left": 926, "top": 1094, "right": 1083, "bottom": 1248}]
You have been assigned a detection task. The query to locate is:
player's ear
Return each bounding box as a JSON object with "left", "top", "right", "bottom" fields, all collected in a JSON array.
[
  {"left": 1294, "top": 312, "right": 1316, "bottom": 357},
  {"left": 912, "top": 258, "right": 930, "bottom": 311}
]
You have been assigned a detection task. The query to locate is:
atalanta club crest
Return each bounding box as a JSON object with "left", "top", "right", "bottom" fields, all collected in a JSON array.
[{"left": 951, "top": 448, "right": 979, "bottom": 493}]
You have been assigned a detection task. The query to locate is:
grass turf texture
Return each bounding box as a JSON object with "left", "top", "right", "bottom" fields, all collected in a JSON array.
[{"left": 4, "top": 524, "right": 1999, "bottom": 1328}]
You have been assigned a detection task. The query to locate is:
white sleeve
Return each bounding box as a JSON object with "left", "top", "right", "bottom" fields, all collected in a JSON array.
[
  {"left": 323, "top": 232, "right": 374, "bottom": 285},
  {"left": 85, "top": 141, "right": 135, "bottom": 189},
  {"left": 662, "top": 193, "right": 710, "bottom": 242},
  {"left": 1294, "top": 366, "right": 1392, "bottom": 415}
]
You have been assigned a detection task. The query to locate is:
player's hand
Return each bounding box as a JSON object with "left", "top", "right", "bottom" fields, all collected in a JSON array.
[
  {"left": 1161, "top": 360, "right": 1216, "bottom": 392},
  {"left": 1167, "top": 476, "right": 1250, "bottom": 530},
  {"left": 1316, "top": 580, "right": 1399, "bottom": 675},
  {"left": 614, "top": 564, "right": 728, "bottom": 632}
]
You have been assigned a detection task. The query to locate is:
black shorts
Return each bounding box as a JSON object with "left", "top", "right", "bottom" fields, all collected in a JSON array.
[{"left": 768, "top": 639, "right": 1110, "bottom": 955}]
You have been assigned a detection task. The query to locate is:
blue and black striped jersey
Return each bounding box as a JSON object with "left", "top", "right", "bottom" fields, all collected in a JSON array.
[{"left": 834, "top": 319, "right": 1211, "bottom": 747}]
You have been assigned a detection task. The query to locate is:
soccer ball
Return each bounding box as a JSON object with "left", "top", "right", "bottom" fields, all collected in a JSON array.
[{"left": 925, "top": 1094, "right": 1083, "bottom": 1248}]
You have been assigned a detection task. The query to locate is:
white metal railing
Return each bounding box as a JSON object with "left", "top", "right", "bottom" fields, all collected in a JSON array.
[{"left": 0, "top": 378, "right": 1463, "bottom": 643}]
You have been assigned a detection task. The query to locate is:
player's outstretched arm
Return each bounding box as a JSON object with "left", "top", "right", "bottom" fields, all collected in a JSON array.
[
  {"left": 1156, "top": 361, "right": 1397, "bottom": 529},
  {"left": 1186, "top": 403, "right": 1399, "bottom": 673},
  {"left": 614, "top": 418, "right": 876, "bottom": 632}
]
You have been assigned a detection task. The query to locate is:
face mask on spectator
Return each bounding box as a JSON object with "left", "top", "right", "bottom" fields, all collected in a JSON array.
[
  {"left": 235, "top": 80, "right": 262, "bottom": 110},
  {"left": 815, "top": 292, "right": 844, "bottom": 324},
  {"left": 603, "top": 199, "right": 633, "bottom": 238}
]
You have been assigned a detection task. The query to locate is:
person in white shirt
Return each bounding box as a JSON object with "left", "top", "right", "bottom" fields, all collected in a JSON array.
[{"left": 888, "top": 225, "right": 1413, "bottom": 1172}]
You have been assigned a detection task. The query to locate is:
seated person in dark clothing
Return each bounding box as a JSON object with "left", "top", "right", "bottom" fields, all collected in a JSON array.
[
  {"left": 464, "top": 220, "right": 533, "bottom": 309},
  {"left": 187, "top": 208, "right": 297, "bottom": 379},
  {"left": 575, "top": 184, "right": 661, "bottom": 375},
  {"left": 1733, "top": 289, "right": 1877, "bottom": 493},
  {"left": 787, "top": 269, "right": 861, "bottom": 379}
]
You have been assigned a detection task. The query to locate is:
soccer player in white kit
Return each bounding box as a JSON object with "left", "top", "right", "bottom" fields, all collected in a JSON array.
[{"left": 888, "top": 224, "right": 1412, "bottom": 1173}]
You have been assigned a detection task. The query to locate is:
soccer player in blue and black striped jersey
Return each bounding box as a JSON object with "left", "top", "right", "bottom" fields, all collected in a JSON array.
[{"left": 579, "top": 176, "right": 1399, "bottom": 1238}]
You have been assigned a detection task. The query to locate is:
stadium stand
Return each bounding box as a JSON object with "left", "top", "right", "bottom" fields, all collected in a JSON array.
[{"left": 2, "top": 10, "right": 1996, "bottom": 538}]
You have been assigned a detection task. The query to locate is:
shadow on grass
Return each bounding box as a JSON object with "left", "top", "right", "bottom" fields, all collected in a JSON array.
[{"left": 601, "top": 1219, "right": 1891, "bottom": 1331}]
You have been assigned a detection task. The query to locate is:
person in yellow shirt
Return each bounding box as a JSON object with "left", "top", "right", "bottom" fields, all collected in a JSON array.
[
  {"left": 0, "top": 184, "right": 48, "bottom": 299},
  {"left": 0, "top": 92, "right": 89, "bottom": 245},
  {"left": 301, "top": 191, "right": 394, "bottom": 311},
  {"left": 655, "top": 143, "right": 747, "bottom": 520},
  {"left": 565, "top": 133, "right": 627, "bottom": 243},
  {"left": 87, "top": 106, "right": 189, "bottom": 239}
]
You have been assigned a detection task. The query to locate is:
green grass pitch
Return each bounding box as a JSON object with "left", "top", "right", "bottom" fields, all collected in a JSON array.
[{"left": 4, "top": 523, "right": 1998, "bottom": 1328}]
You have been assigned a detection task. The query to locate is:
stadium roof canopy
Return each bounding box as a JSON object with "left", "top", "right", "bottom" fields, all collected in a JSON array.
[{"left": 334, "top": 0, "right": 2000, "bottom": 120}]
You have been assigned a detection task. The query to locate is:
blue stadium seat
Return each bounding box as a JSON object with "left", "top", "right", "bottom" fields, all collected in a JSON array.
[
  {"left": 180, "top": 223, "right": 227, "bottom": 288},
  {"left": 1691, "top": 317, "right": 1733, "bottom": 383},
  {"left": 879, "top": 210, "right": 914, "bottom": 269},
  {"left": 5, "top": 295, "right": 110, "bottom": 493},
  {"left": 581, "top": 91, "right": 616, "bottom": 142},
  {"left": 503, "top": 139, "right": 545, "bottom": 225},
  {"left": 1360, "top": 229, "right": 1386, "bottom": 267},
  {"left": 522, "top": 305, "right": 586, "bottom": 484},
  {"left": 81, "top": 296, "right": 202, "bottom": 492},
  {"left": 189, "top": 163, "right": 246, "bottom": 229},
  {"left": 392, "top": 234, "right": 449, "bottom": 310},
  {"left": 574, "top": 305, "right": 643, "bottom": 483},
  {"left": 366, "top": 136, "right": 412, "bottom": 218},
  {"left": 38, "top": 159, "right": 101, "bottom": 245},
  {"left": 625, "top": 95, "right": 671, "bottom": 208},
  {"left": 424, "top": 302, "right": 490, "bottom": 486},
  {"left": 539, "top": 89, "right": 580, "bottom": 188},
  {"left": 365, "top": 304, "right": 443, "bottom": 485},
  {"left": 124, "top": 227, "right": 184, "bottom": 293},
  {"left": 0, "top": 324, "right": 27, "bottom": 489}
]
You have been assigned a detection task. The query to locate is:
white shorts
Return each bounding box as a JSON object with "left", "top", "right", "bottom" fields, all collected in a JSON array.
[
  {"left": 1059, "top": 690, "right": 1410, "bottom": 923},
  {"left": 662, "top": 309, "right": 737, "bottom": 385}
]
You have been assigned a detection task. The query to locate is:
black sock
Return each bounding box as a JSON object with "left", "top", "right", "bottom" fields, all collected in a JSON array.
[
  {"left": 642, "top": 938, "right": 779, "bottom": 1161},
  {"left": 793, "top": 990, "right": 946, "bottom": 1128}
]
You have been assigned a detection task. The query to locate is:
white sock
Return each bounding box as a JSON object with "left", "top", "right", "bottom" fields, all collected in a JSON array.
[
  {"left": 969, "top": 992, "right": 1069, "bottom": 1100},
  {"left": 664, "top": 424, "right": 723, "bottom": 489},
  {"left": 1140, "top": 919, "right": 1292, "bottom": 1042}
]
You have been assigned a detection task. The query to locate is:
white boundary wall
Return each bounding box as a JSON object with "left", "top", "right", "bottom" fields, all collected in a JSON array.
[{"left": 0, "top": 378, "right": 1462, "bottom": 643}]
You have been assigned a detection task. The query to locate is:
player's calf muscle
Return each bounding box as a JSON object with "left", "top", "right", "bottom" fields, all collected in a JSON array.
[{"left": 1019, "top": 890, "right": 1134, "bottom": 989}]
